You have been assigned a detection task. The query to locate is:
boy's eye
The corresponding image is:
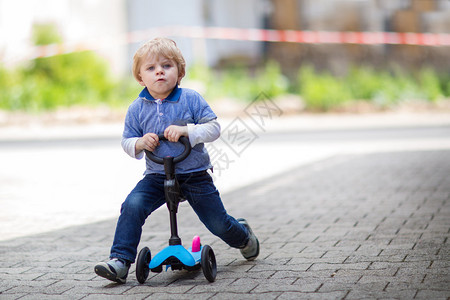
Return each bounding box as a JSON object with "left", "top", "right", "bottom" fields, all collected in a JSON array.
[
  {"left": 148, "top": 66, "right": 155, "bottom": 71},
  {"left": 163, "top": 64, "right": 171, "bottom": 69}
]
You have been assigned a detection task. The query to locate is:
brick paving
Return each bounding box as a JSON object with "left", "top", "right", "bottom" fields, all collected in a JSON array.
[{"left": 0, "top": 149, "right": 449, "bottom": 299}]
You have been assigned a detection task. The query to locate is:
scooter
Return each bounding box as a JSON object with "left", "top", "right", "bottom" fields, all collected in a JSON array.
[{"left": 135, "top": 134, "right": 217, "bottom": 284}]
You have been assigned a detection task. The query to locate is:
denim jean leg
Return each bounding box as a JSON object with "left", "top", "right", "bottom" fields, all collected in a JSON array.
[
  {"left": 180, "top": 172, "right": 249, "bottom": 248},
  {"left": 110, "top": 174, "right": 166, "bottom": 263}
]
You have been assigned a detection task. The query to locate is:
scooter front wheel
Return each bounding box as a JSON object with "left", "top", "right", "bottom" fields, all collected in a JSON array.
[
  {"left": 201, "top": 245, "right": 217, "bottom": 282},
  {"left": 136, "top": 247, "right": 151, "bottom": 284}
]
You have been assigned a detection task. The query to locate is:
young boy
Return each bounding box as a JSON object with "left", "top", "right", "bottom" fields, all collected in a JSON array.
[{"left": 94, "top": 37, "right": 259, "bottom": 284}]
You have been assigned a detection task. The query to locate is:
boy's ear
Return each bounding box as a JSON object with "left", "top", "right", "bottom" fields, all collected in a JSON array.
[{"left": 137, "top": 74, "right": 146, "bottom": 86}]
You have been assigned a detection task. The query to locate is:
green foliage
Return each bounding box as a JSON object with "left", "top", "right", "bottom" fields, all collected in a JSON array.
[
  {"left": 187, "top": 62, "right": 213, "bottom": 86},
  {"left": 188, "top": 61, "right": 447, "bottom": 112},
  {"left": 255, "top": 61, "right": 289, "bottom": 99},
  {"left": 219, "top": 66, "right": 255, "bottom": 100},
  {"left": 418, "top": 68, "right": 443, "bottom": 101},
  {"left": 296, "top": 65, "right": 447, "bottom": 111},
  {"left": 345, "top": 67, "right": 381, "bottom": 100},
  {"left": 0, "top": 23, "right": 447, "bottom": 113},
  {"left": 0, "top": 51, "right": 138, "bottom": 111},
  {"left": 0, "top": 23, "right": 139, "bottom": 112},
  {"left": 298, "top": 66, "right": 351, "bottom": 111},
  {"left": 186, "top": 60, "right": 288, "bottom": 102},
  {"left": 32, "top": 23, "right": 62, "bottom": 46}
]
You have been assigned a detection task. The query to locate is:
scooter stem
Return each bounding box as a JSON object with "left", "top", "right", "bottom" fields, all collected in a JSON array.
[
  {"left": 163, "top": 156, "right": 182, "bottom": 246},
  {"left": 163, "top": 156, "right": 175, "bottom": 180}
]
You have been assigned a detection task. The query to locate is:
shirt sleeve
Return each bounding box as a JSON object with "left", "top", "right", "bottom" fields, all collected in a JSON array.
[
  {"left": 121, "top": 100, "right": 145, "bottom": 159},
  {"left": 189, "top": 90, "right": 217, "bottom": 125},
  {"left": 122, "top": 101, "right": 143, "bottom": 139},
  {"left": 121, "top": 137, "right": 145, "bottom": 159},
  {"left": 187, "top": 119, "right": 221, "bottom": 147}
]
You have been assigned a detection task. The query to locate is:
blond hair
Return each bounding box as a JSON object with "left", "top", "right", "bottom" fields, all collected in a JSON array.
[{"left": 132, "top": 37, "right": 186, "bottom": 84}]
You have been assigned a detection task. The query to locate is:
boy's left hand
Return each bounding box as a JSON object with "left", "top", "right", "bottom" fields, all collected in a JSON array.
[{"left": 164, "top": 125, "right": 188, "bottom": 142}]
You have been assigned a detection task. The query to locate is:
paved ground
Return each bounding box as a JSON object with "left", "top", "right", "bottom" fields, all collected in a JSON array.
[
  {"left": 0, "top": 111, "right": 449, "bottom": 299},
  {"left": 1, "top": 112, "right": 450, "bottom": 241},
  {"left": 0, "top": 148, "right": 449, "bottom": 299}
]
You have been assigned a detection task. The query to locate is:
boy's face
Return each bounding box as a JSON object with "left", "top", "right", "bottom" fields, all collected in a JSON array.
[{"left": 138, "top": 54, "right": 181, "bottom": 99}]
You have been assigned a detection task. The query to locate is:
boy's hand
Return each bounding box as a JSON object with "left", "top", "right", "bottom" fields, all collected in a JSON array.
[
  {"left": 164, "top": 125, "right": 188, "bottom": 142},
  {"left": 135, "top": 133, "right": 159, "bottom": 155}
]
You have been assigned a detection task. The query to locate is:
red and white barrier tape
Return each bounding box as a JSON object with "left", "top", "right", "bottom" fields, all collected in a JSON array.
[
  {"left": 173, "top": 26, "right": 450, "bottom": 46},
  {"left": 24, "top": 26, "right": 450, "bottom": 60}
]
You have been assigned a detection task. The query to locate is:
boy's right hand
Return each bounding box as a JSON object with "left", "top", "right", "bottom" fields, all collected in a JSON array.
[{"left": 135, "top": 133, "right": 159, "bottom": 156}]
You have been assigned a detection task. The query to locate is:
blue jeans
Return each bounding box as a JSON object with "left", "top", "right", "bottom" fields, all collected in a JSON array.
[{"left": 110, "top": 171, "right": 249, "bottom": 263}]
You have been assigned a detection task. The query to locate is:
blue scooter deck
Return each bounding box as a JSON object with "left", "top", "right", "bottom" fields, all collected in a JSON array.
[{"left": 149, "top": 245, "right": 202, "bottom": 269}]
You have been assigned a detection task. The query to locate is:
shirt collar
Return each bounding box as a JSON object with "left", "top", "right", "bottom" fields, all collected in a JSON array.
[{"left": 139, "top": 85, "right": 182, "bottom": 102}]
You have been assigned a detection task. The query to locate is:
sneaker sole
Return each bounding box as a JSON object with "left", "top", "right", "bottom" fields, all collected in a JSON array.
[{"left": 94, "top": 264, "right": 126, "bottom": 284}]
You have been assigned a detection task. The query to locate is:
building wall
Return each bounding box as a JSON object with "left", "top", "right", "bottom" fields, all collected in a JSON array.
[
  {"left": 125, "top": 0, "right": 204, "bottom": 72},
  {"left": 125, "top": 0, "right": 265, "bottom": 69},
  {"left": 267, "top": 0, "right": 450, "bottom": 76}
]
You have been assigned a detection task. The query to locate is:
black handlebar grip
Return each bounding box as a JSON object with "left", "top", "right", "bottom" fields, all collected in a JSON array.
[{"left": 145, "top": 134, "right": 192, "bottom": 165}]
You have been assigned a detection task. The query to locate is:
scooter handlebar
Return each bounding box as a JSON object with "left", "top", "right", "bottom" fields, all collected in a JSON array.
[{"left": 144, "top": 134, "right": 191, "bottom": 165}]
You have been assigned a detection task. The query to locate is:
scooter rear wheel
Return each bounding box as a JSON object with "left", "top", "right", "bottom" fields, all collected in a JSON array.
[
  {"left": 136, "top": 247, "right": 151, "bottom": 284},
  {"left": 201, "top": 245, "right": 217, "bottom": 282}
]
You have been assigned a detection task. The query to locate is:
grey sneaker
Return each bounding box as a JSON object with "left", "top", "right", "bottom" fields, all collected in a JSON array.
[
  {"left": 94, "top": 258, "right": 129, "bottom": 284},
  {"left": 237, "top": 218, "right": 260, "bottom": 261}
]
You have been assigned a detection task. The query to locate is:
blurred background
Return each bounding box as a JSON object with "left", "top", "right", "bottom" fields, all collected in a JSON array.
[
  {"left": 1, "top": 0, "right": 449, "bottom": 117},
  {"left": 1, "top": 0, "right": 450, "bottom": 241}
]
